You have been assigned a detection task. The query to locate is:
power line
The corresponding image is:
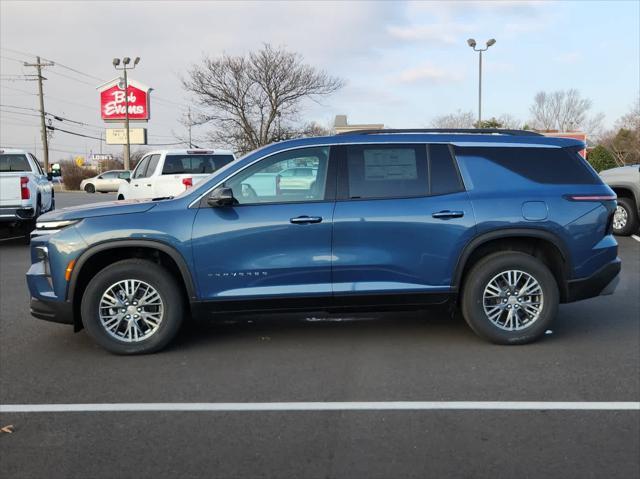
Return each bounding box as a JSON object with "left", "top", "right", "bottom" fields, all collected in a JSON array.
[
  {"left": 46, "top": 124, "right": 103, "bottom": 141},
  {"left": 47, "top": 69, "right": 97, "bottom": 87},
  {"left": 0, "top": 85, "right": 36, "bottom": 95}
]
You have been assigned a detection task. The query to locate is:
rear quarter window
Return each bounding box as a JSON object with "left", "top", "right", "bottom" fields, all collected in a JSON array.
[{"left": 453, "top": 146, "right": 599, "bottom": 187}]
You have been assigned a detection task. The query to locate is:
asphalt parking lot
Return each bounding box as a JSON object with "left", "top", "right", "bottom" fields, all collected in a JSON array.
[{"left": 0, "top": 192, "right": 638, "bottom": 478}]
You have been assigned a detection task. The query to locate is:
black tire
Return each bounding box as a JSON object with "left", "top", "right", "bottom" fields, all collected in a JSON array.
[
  {"left": 85, "top": 183, "right": 95, "bottom": 193},
  {"left": 117, "top": 194, "right": 125, "bottom": 200},
  {"left": 613, "top": 197, "right": 639, "bottom": 236},
  {"left": 81, "top": 259, "right": 185, "bottom": 354},
  {"left": 461, "top": 251, "right": 559, "bottom": 345}
]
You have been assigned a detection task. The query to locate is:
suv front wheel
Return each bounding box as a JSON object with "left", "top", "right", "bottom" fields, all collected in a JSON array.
[
  {"left": 461, "top": 252, "right": 559, "bottom": 345},
  {"left": 81, "top": 259, "right": 184, "bottom": 354}
]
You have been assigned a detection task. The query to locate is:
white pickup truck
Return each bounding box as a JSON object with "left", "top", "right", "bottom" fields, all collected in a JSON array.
[
  {"left": 117, "top": 149, "right": 235, "bottom": 200},
  {"left": 0, "top": 149, "right": 54, "bottom": 237}
]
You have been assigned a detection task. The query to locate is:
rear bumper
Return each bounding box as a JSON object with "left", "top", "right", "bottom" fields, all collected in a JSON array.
[
  {"left": 30, "top": 297, "right": 74, "bottom": 325},
  {"left": 565, "top": 258, "right": 621, "bottom": 303},
  {"left": 0, "top": 206, "right": 34, "bottom": 223}
]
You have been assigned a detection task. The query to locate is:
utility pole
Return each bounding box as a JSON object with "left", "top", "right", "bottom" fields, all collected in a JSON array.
[{"left": 24, "top": 56, "right": 54, "bottom": 172}]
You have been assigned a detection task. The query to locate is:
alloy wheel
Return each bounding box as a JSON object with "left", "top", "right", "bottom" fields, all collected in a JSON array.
[
  {"left": 98, "top": 279, "right": 164, "bottom": 342},
  {"left": 613, "top": 205, "right": 628, "bottom": 231},
  {"left": 482, "top": 270, "right": 544, "bottom": 331}
]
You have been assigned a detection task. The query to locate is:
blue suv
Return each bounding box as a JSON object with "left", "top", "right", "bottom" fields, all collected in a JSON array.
[{"left": 27, "top": 129, "right": 621, "bottom": 354}]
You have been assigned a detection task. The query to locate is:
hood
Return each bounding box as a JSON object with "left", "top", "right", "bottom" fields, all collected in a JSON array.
[{"left": 38, "top": 199, "right": 157, "bottom": 222}]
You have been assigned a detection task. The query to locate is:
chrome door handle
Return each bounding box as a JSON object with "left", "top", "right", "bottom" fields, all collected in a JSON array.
[
  {"left": 432, "top": 210, "right": 464, "bottom": 219},
  {"left": 290, "top": 216, "right": 323, "bottom": 224}
]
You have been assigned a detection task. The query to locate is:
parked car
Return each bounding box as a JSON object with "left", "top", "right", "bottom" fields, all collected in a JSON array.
[
  {"left": 27, "top": 129, "right": 620, "bottom": 354},
  {"left": 117, "top": 149, "right": 235, "bottom": 200},
  {"left": 599, "top": 165, "right": 640, "bottom": 235},
  {"left": 277, "top": 167, "right": 318, "bottom": 191},
  {"left": 80, "top": 170, "right": 130, "bottom": 193},
  {"left": 1, "top": 149, "right": 54, "bottom": 241}
]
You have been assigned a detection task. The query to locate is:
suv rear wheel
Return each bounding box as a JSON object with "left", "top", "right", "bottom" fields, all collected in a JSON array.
[
  {"left": 613, "top": 197, "right": 639, "bottom": 236},
  {"left": 461, "top": 252, "right": 559, "bottom": 344},
  {"left": 81, "top": 259, "right": 184, "bottom": 354}
]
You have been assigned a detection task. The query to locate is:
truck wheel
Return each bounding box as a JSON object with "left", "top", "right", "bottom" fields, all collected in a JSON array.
[
  {"left": 613, "top": 197, "right": 639, "bottom": 236},
  {"left": 81, "top": 259, "right": 185, "bottom": 354},
  {"left": 461, "top": 252, "right": 558, "bottom": 345},
  {"left": 85, "top": 184, "right": 95, "bottom": 193},
  {"left": 117, "top": 194, "right": 125, "bottom": 200}
]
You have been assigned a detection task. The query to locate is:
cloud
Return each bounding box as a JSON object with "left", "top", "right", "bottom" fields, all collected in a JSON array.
[
  {"left": 387, "top": 23, "right": 473, "bottom": 44},
  {"left": 392, "top": 64, "right": 463, "bottom": 85}
]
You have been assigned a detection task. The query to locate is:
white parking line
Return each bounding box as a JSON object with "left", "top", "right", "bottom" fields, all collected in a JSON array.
[
  {"left": 1, "top": 401, "right": 639, "bottom": 413},
  {"left": 631, "top": 234, "right": 640, "bottom": 243}
]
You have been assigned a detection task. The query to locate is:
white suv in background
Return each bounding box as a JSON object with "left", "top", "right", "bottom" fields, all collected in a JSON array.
[{"left": 117, "top": 149, "right": 235, "bottom": 200}]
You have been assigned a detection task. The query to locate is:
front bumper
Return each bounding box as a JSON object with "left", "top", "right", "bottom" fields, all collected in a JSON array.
[
  {"left": 30, "top": 297, "right": 74, "bottom": 324},
  {"left": 565, "top": 258, "right": 621, "bottom": 303}
]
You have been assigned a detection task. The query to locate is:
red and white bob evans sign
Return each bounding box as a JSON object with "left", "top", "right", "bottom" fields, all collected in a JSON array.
[{"left": 98, "top": 78, "right": 151, "bottom": 121}]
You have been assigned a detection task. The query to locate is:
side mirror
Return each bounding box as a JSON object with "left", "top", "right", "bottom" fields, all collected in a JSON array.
[
  {"left": 207, "top": 187, "right": 235, "bottom": 207},
  {"left": 46, "top": 173, "right": 53, "bottom": 181}
]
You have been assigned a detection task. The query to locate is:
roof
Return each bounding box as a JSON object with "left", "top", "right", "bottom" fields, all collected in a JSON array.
[
  {"left": 247, "top": 130, "right": 586, "bottom": 159},
  {"left": 144, "top": 148, "right": 234, "bottom": 156},
  {"left": 0, "top": 148, "right": 29, "bottom": 154}
]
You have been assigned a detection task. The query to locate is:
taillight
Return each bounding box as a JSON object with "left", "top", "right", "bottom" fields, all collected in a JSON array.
[
  {"left": 20, "top": 176, "right": 30, "bottom": 199},
  {"left": 182, "top": 177, "right": 193, "bottom": 189}
]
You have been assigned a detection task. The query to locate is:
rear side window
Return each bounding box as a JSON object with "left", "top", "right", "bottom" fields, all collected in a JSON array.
[
  {"left": 429, "top": 144, "right": 463, "bottom": 195},
  {"left": 345, "top": 144, "right": 428, "bottom": 199},
  {"left": 146, "top": 155, "right": 161, "bottom": 177},
  {"left": 162, "top": 155, "right": 234, "bottom": 175},
  {"left": 0, "top": 154, "right": 30, "bottom": 172},
  {"left": 454, "top": 146, "right": 599, "bottom": 185}
]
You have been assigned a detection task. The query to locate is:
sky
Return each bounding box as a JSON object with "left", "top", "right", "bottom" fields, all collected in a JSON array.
[{"left": 1, "top": 0, "right": 638, "bottom": 162}]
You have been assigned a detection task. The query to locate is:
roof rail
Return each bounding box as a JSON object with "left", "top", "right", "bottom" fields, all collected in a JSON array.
[{"left": 337, "top": 128, "right": 543, "bottom": 137}]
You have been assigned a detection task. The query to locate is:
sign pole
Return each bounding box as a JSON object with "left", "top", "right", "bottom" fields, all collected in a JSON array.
[{"left": 123, "top": 67, "right": 131, "bottom": 170}]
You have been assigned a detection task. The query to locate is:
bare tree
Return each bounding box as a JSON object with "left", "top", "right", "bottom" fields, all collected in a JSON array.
[
  {"left": 496, "top": 113, "right": 522, "bottom": 129},
  {"left": 183, "top": 45, "right": 344, "bottom": 154},
  {"left": 431, "top": 110, "right": 476, "bottom": 128},
  {"left": 529, "top": 89, "right": 602, "bottom": 134},
  {"left": 601, "top": 98, "right": 640, "bottom": 165}
]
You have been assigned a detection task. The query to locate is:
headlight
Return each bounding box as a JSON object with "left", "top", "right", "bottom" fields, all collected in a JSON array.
[{"left": 35, "top": 219, "right": 79, "bottom": 230}]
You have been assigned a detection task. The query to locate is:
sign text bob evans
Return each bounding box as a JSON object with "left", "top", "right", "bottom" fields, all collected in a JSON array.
[{"left": 98, "top": 78, "right": 152, "bottom": 122}]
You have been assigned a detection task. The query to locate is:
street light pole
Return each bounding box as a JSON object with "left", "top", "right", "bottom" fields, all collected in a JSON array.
[
  {"left": 112, "top": 56, "right": 140, "bottom": 170},
  {"left": 467, "top": 38, "right": 496, "bottom": 127},
  {"left": 123, "top": 66, "right": 131, "bottom": 169}
]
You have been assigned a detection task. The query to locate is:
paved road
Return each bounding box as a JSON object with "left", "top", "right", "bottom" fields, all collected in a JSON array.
[{"left": 0, "top": 192, "right": 638, "bottom": 478}]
